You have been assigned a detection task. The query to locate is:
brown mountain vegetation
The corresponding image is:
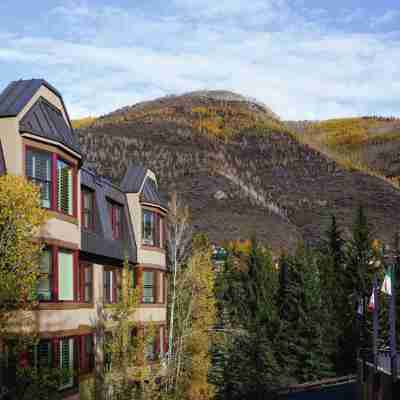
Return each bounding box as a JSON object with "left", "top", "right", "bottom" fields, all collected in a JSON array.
[{"left": 74, "top": 92, "right": 400, "bottom": 252}]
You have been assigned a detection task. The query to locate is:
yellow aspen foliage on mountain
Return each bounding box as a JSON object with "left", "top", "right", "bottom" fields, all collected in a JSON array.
[{"left": 0, "top": 174, "right": 47, "bottom": 328}]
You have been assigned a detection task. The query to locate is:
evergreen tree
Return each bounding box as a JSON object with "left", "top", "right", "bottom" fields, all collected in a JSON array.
[{"left": 216, "top": 239, "right": 282, "bottom": 399}]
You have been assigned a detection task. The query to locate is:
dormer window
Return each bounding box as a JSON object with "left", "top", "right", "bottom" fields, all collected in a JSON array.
[
  {"left": 81, "top": 188, "right": 95, "bottom": 230},
  {"left": 108, "top": 201, "right": 123, "bottom": 240},
  {"left": 25, "top": 146, "right": 76, "bottom": 217}
]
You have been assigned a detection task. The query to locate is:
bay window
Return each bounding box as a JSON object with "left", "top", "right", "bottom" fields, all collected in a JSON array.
[
  {"left": 58, "top": 251, "right": 74, "bottom": 301},
  {"left": 140, "top": 270, "right": 165, "bottom": 304},
  {"left": 79, "top": 334, "right": 94, "bottom": 374},
  {"left": 25, "top": 147, "right": 76, "bottom": 216},
  {"left": 59, "top": 338, "right": 74, "bottom": 389}
]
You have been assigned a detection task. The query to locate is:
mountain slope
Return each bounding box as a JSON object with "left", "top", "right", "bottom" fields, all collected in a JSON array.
[{"left": 75, "top": 92, "right": 400, "bottom": 252}]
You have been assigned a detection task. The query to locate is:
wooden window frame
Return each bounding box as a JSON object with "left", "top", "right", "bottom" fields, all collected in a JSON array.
[
  {"left": 142, "top": 210, "right": 164, "bottom": 249},
  {"left": 79, "top": 334, "right": 94, "bottom": 374},
  {"left": 103, "top": 267, "right": 121, "bottom": 304},
  {"left": 25, "top": 145, "right": 78, "bottom": 218},
  {"left": 138, "top": 268, "right": 165, "bottom": 305},
  {"left": 79, "top": 263, "right": 93, "bottom": 303},
  {"left": 38, "top": 246, "right": 79, "bottom": 303},
  {"left": 107, "top": 200, "right": 123, "bottom": 240},
  {"left": 81, "top": 187, "right": 95, "bottom": 231}
]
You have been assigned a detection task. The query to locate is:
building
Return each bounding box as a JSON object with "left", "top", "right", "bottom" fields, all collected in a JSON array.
[{"left": 0, "top": 79, "right": 168, "bottom": 399}]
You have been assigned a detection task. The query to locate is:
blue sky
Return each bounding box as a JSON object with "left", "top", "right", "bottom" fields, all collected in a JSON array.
[{"left": 0, "top": 0, "right": 399, "bottom": 120}]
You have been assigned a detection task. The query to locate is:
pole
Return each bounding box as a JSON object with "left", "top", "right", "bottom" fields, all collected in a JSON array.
[
  {"left": 390, "top": 265, "right": 397, "bottom": 381},
  {"left": 373, "top": 274, "right": 379, "bottom": 371}
]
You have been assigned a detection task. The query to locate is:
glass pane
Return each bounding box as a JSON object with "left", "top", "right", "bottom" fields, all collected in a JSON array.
[
  {"left": 37, "top": 277, "right": 51, "bottom": 301},
  {"left": 143, "top": 211, "right": 154, "bottom": 245},
  {"left": 40, "top": 250, "right": 51, "bottom": 273},
  {"left": 143, "top": 271, "right": 154, "bottom": 285},
  {"left": 58, "top": 252, "right": 74, "bottom": 301}
]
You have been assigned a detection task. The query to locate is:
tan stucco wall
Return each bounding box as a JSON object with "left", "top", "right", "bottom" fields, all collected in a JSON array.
[
  {"left": 0, "top": 117, "right": 23, "bottom": 175},
  {"left": 140, "top": 248, "right": 166, "bottom": 266},
  {"left": 134, "top": 307, "right": 167, "bottom": 322}
]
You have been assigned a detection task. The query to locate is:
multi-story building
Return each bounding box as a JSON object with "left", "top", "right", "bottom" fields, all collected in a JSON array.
[{"left": 0, "top": 79, "right": 168, "bottom": 399}]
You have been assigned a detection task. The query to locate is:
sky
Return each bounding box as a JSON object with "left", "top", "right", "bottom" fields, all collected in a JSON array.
[{"left": 0, "top": 0, "right": 399, "bottom": 120}]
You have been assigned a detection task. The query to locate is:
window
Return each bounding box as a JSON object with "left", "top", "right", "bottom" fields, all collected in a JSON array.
[
  {"left": 59, "top": 338, "right": 74, "bottom": 389},
  {"left": 26, "top": 149, "right": 52, "bottom": 208},
  {"left": 37, "top": 248, "right": 52, "bottom": 301},
  {"left": 103, "top": 268, "right": 121, "bottom": 304},
  {"left": 36, "top": 247, "right": 77, "bottom": 302},
  {"left": 143, "top": 210, "right": 155, "bottom": 246},
  {"left": 142, "top": 210, "right": 164, "bottom": 247},
  {"left": 108, "top": 201, "right": 123, "bottom": 240},
  {"left": 29, "top": 340, "right": 52, "bottom": 368},
  {"left": 58, "top": 251, "right": 74, "bottom": 301},
  {"left": 142, "top": 271, "right": 155, "bottom": 304},
  {"left": 79, "top": 264, "right": 93, "bottom": 303},
  {"left": 79, "top": 335, "right": 94, "bottom": 374},
  {"left": 82, "top": 188, "right": 94, "bottom": 230},
  {"left": 57, "top": 159, "right": 73, "bottom": 215},
  {"left": 25, "top": 147, "right": 76, "bottom": 216}
]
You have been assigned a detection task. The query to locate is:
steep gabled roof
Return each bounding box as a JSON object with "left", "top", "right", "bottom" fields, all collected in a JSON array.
[
  {"left": 120, "top": 163, "right": 147, "bottom": 193},
  {"left": 0, "top": 79, "right": 67, "bottom": 118},
  {"left": 20, "top": 97, "right": 80, "bottom": 154},
  {"left": 140, "top": 177, "right": 168, "bottom": 210},
  {"left": 0, "top": 139, "right": 6, "bottom": 175}
]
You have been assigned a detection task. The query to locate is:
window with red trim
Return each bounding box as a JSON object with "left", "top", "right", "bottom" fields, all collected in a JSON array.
[
  {"left": 36, "top": 246, "right": 78, "bottom": 302},
  {"left": 142, "top": 210, "right": 164, "bottom": 248},
  {"left": 79, "top": 334, "right": 94, "bottom": 374},
  {"left": 103, "top": 267, "right": 121, "bottom": 304},
  {"left": 25, "top": 147, "right": 77, "bottom": 216},
  {"left": 79, "top": 263, "right": 93, "bottom": 303},
  {"left": 107, "top": 201, "right": 123, "bottom": 240},
  {"left": 81, "top": 188, "right": 95, "bottom": 231}
]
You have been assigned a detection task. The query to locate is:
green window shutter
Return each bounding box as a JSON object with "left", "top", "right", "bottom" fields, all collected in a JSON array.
[
  {"left": 57, "top": 160, "right": 73, "bottom": 215},
  {"left": 59, "top": 338, "right": 74, "bottom": 389},
  {"left": 58, "top": 252, "right": 74, "bottom": 301}
]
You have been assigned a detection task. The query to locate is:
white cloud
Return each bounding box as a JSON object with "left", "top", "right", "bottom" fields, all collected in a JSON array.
[
  {"left": 371, "top": 10, "right": 400, "bottom": 27},
  {"left": 0, "top": 1, "right": 399, "bottom": 119}
]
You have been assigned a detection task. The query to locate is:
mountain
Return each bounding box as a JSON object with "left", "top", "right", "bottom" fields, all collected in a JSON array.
[{"left": 74, "top": 91, "right": 400, "bottom": 252}]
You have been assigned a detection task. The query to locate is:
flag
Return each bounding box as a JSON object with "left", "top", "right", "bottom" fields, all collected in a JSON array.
[
  {"left": 368, "top": 289, "right": 375, "bottom": 312},
  {"left": 381, "top": 266, "right": 393, "bottom": 295}
]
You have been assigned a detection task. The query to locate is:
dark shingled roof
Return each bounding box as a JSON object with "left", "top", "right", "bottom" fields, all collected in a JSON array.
[
  {"left": 120, "top": 164, "right": 147, "bottom": 193},
  {"left": 20, "top": 97, "right": 81, "bottom": 154},
  {"left": 80, "top": 168, "right": 137, "bottom": 264},
  {"left": 0, "top": 139, "right": 6, "bottom": 175},
  {"left": 0, "top": 79, "right": 66, "bottom": 118},
  {"left": 140, "top": 177, "right": 168, "bottom": 210}
]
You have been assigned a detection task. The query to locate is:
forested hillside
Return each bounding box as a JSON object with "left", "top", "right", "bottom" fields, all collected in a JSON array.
[{"left": 74, "top": 92, "right": 400, "bottom": 252}]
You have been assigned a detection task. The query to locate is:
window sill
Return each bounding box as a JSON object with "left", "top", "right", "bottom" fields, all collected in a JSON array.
[
  {"left": 140, "top": 303, "right": 166, "bottom": 308},
  {"left": 141, "top": 245, "right": 166, "bottom": 253},
  {"left": 38, "top": 302, "right": 94, "bottom": 310},
  {"left": 47, "top": 210, "right": 79, "bottom": 225}
]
